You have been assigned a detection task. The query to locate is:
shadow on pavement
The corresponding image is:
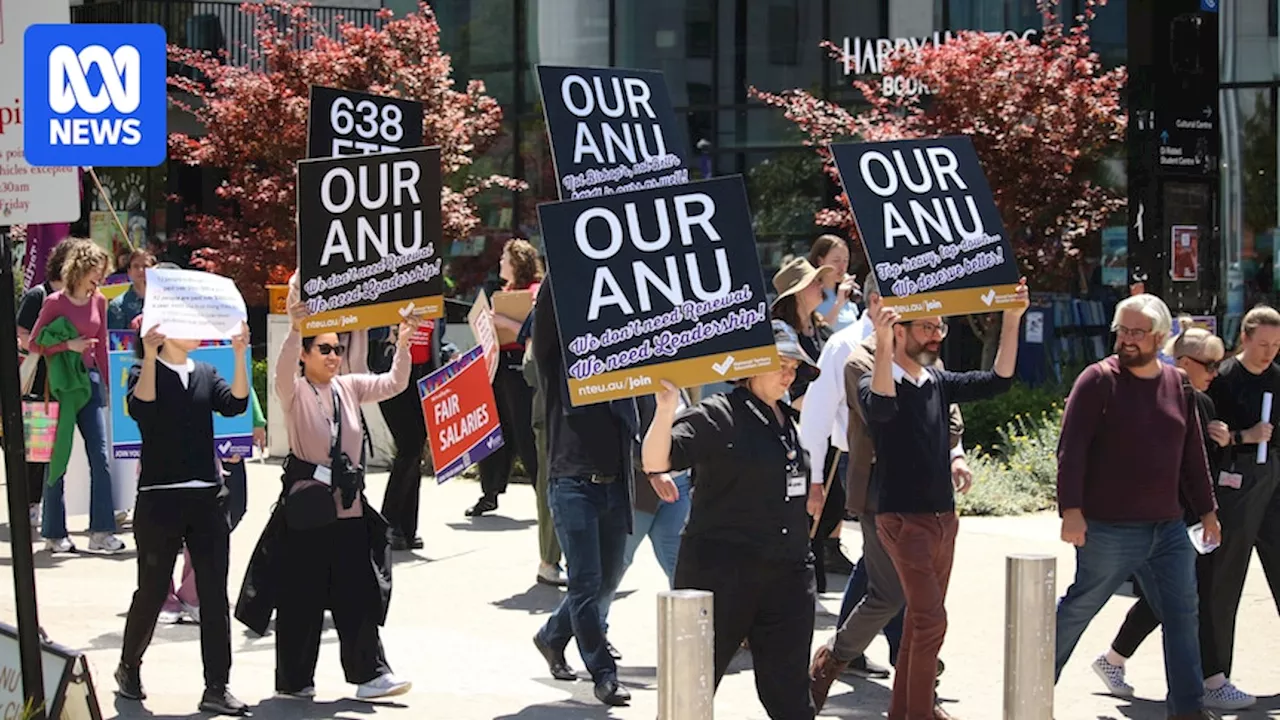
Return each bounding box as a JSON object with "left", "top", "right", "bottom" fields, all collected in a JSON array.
[
  {"left": 111, "top": 694, "right": 404, "bottom": 720},
  {"left": 1094, "top": 694, "right": 1173, "bottom": 720},
  {"left": 491, "top": 680, "right": 621, "bottom": 720},
  {"left": 492, "top": 584, "right": 566, "bottom": 615},
  {"left": 446, "top": 517, "right": 537, "bottom": 532}
]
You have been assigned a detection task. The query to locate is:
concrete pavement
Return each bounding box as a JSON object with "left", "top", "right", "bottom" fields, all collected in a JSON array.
[{"left": 1, "top": 463, "right": 1278, "bottom": 719}]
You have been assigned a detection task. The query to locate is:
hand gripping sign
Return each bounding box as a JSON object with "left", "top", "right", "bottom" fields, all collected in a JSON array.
[
  {"left": 536, "top": 175, "right": 778, "bottom": 406},
  {"left": 297, "top": 146, "right": 444, "bottom": 335},
  {"left": 831, "top": 136, "right": 1020, "bottom": 320},
  {"left": 420, "top": 345, "right": 503, "bottom": 484}
]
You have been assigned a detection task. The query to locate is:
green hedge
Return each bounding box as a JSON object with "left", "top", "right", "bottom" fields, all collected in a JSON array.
[
  {"left": 962, "top": 382, "right": 1068, "bottom": 456},
  {"left": 958, "top": 405, "right": 1063, "bottom": 516},
  {"left": 253, "top": 358, "right": 269, "bottom": 421}
]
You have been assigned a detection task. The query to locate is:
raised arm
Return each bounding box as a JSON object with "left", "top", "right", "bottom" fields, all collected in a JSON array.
[{"left": 344, "top": 318, "right": 416, "bottom": 405}]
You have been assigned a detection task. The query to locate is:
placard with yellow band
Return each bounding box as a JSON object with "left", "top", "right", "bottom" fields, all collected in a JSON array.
[
  {"left": 831, "top": 136, "right": 1020, "bottom": 320},
  {"left": 296, "top": 146, "right": 444, "bottom": 336},
  {"left": 537, "top": 175, "right": 778, "bottom": 407}
]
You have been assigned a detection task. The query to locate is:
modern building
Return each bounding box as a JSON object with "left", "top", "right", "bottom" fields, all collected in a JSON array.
[{"left": 66, "top": 0, "right": 1275, "bottom": 339}]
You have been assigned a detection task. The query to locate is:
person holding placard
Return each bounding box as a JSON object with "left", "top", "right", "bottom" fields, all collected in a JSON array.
[
  {"left": 114, "top": 321, "right": 251, "bottom": 716},
  {"left": 642, "top": 321, "right": 824, "bottom": 720},
  {"left": 29, "top": 241, "right": 124, "bottom": 555},
  {"left": 254, "top": 276, "right": 419, "bottom": 701},
  {"left": 467, "top": 239, "right": 542, "bottom": 517},
  {"left": 107, "top": 248, "right": 155, "bottom": 331},
  {"left": 1205, "top": 305, "right": 1280, "bottom": 687}
]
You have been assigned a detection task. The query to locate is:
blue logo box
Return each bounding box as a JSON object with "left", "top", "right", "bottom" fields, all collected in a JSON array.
[{"left": 23, "top": 24, "right": 167, "bottom": 167}]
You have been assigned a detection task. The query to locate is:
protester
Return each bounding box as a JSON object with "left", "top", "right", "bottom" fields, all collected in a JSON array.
[
  {"left": 114, "top": 321, "right": 251, "bottom": 715},
  {"left": 107, "top": 248, "right": 155, "bottom": 330},
  {"left": 30, "top": 241, "right": 123, "bottom": 554},
  {"left": 523, "top": 328, "right": 565, "bottom": 586},
  {"left": 379, "top": 317, "right": 444, "bottom": 551},
  {"left": 238, "top": 275, "right": 417, "bottom": 701},
  {"left": 808, "top": 235, "right": 860, "bottom": 333},
  {"left": 858, "top": 280, "right": 1027, "bottom": 720},
  {"left": 807, "top": 278, "right": 965, "bottom": 709},
  {"left": 1094, "top": 328, "right": 1255, "bottom": 710},
  {"left": 1205, "top": 304, "right": 1280, "bottom": 685},
  {"left": 530, "top": 276, "right": 635, "bottom": 708},
  {"left": 1055, "top": 293, "right": 1220, "bottom": 720},
  {"left": 468, "top": 240, "right": 542, "bottom": 517},
  {"left": 642, "top": 321, "right": 823, "bottom": 720},
  {"left": 16, "top": 238, "right": 86, "bottom": 541}
]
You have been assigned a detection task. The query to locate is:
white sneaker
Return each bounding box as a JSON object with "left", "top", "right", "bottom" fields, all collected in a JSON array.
[
  {"left": 1204, "top": 681, "right": 1256, "bottom": 710},
  {"left": 115, "top": 509, "right": 130, "bottom": 527},
  {"left": 88, "top": 532, "right": 126, "bottom": 554},
  {"left": 355, "top": 673, "right": 411, "bottom": 700},
  {"left": 44, "top": 537, "right": 76, "bottom": 554},
  {"left": 1091, "top": 655, "right": 1134, "bottom": 697},
  {"left": 275, "top": 686, "right": 316, "bottom": 700},
  {"left": 158, "top": 608, "right": 182, "bottom": 625},
  {"left": 181, "top": 602, "right": 201, "bottom": 625}
]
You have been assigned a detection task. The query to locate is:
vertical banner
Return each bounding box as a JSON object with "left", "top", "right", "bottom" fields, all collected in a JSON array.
[
  {"left": 107, "top": 332, "right": 253, "bottom": 459},
  {"left": 420, "top": 345, "right": 503, "bottom": 484},
  {"left": 467, "top": 290, "right": 500, "bottom": 382},
  {"left": 1171, "top": 225, "right": 1200, "bottom": 282},
  {"left": 535, "top": 175, "right": 778, "bottom": 405},
  {"left": 831, "top": 136, "right": 1020, "bottom": 320},
  {"left": 536, "top": 65, "right": 689, "bottom": 199},
  {"left": 307, "top": 85, "right": 425, "bottom": 158},
  {"left": 296, "top": 146, "right": 444, "bottom": 334}
]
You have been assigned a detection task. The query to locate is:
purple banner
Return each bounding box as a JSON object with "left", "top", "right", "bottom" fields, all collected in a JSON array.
[{"left": 22, "top": 222, "right": 71, "bottom": 290}]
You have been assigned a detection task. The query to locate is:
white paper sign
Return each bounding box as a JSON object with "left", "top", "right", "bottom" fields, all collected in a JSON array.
[
  {"left": 141, "top": 268, "right": 248, "bottom": 340},
  {"left": 1259, "top": 391, "right": 1273, "bottom": 464}
]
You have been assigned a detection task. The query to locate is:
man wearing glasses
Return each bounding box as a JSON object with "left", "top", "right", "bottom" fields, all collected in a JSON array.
[
  {"left": 1055, "top": 294, "right": 1221, "bottom": 720},
  {"left": 858, "top": 281, "right": 1028, "bottom": 720}
]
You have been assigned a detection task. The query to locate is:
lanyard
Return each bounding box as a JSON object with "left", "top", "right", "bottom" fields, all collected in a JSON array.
[
  {"left": 743, "top": 395, "right": 800, "bottom": 474},
  {"left": 306, "top": 380, "right": 340, "bottom": 446}
]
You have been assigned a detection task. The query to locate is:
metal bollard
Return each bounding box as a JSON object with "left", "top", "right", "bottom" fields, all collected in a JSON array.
[
  {"left": 657, "top": 589, "right": 714, "bottom": 720},
  {"left": 1004, "top": 554, "right": 1056, "bottom": 720}
]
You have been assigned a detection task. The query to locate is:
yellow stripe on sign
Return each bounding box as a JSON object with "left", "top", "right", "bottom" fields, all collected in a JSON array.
[
  {"left": 882, "top": 284, "right": 1023, "bottom": 321},
  {"left": 565, "top": 345, "right": 781, "bottom": 407}
]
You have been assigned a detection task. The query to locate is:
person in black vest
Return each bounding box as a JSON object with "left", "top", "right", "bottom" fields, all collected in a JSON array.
[
  {"left": 114, "top": 322, "right": 250, "bottom": 715},
  {"left": 642, "top": 321, "right": 825, "bottom": 720}
]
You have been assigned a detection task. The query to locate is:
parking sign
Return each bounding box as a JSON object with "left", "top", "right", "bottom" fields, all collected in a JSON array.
[{"left": 22, "top": 23, "right": 167, "bottom": 167}]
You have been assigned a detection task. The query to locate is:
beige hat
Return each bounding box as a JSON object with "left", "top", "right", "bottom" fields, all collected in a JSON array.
[{"left": 771, "top": 257, "right": 833, "bottom": 307}]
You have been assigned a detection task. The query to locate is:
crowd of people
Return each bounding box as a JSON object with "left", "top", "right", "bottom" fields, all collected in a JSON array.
[{"left": 10, "top": 231, "right": 1280, "bottom": 719}]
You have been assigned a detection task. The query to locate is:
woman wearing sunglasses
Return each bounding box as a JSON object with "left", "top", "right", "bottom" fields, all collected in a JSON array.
[{"left": 238, "top": 273, "right": 419, "bottom": 702}]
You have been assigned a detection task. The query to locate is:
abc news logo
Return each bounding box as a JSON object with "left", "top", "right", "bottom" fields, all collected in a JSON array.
[{"left": 23, "top": 24, "right": 167, "bottom": 167}]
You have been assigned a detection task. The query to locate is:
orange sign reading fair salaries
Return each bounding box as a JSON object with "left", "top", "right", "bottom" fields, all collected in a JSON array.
[{"left": 420, "top": 345, "right": 503, "bottom": 484}]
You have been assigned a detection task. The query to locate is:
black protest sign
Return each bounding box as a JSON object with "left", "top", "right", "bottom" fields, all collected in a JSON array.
[
  {"left": 832, "top": 136, "right": 1020, "bottom": 320},
  {"left": 536, "top": 65, "right": 690, "bottom": 200},
  {"left": 537, "top": 176, "right": 778, "bottom": 406},
  {"left": 307, "top": 85, "right": 425, "bottom": 158},
  {"left": 296, "top": 147, "right": 444, "bottom": 335}
]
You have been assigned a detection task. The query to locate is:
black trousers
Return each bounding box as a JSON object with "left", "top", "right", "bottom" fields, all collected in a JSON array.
[
  {"left": 275, "top": 518, "right": 390, "bottom": 691},
  {"left": 810, "top": 446, "right": 847, "bottom": 593},
  {"left": 1111, "top": 548, "right": 1223, "bottom": 677},
  {"left": 26, "top": 462, "right": 45, "bottom": 507},
  {"left": 478, "top": 350, "right": 538, "bottom": 497},
  {"left": 379, "top": 363, "right": 430, "bottom": 539},
  {"left": 120, "top": 488, "right": 232, "bottom": 688},
  {"left": 1209, "top": 452, "right": 1280, "bottom": 677},
  {"left": 674, "top": 537, "right": 816, "bottom": 720}
]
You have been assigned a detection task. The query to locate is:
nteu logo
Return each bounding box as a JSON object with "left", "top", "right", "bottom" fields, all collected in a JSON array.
[
  {"left": 23, "top": 24, "right": 167, "bottom": 167},
  {"left": 48, "top": 44, "right": 144, "bottom": 146}
]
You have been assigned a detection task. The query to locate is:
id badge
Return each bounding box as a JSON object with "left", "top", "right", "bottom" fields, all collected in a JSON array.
[
  {"left": 314, "top": 465, "right": 333, "bottom": 486},
  {"left": 786, "top": 472, "right": 807, "bottom": 498},
  {"left": 1218, "top": 471, "right": 1243, "bottom": 490}
]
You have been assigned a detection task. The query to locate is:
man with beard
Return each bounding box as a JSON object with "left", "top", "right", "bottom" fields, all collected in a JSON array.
[
  {"left": 1055, "top": 294, "right": 1221, "bottom": 720},
  {"left": 858, "top": 279, "right": 1027, "bottom": 720}
]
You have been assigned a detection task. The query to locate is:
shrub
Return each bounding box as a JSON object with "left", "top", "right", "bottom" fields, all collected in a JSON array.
[
  {"left": 253, "top": 358, "right": 269, "bottom": 421},
  {"left": 958, "top": 405, "right": 1062, "bottom": 516},
  {"left": 962, "top": 382, "right": 1067, "bottom": 454}
]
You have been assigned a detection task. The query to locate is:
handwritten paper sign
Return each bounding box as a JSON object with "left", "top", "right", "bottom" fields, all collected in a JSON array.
[
  {"left": 140, "top": 268, "right": 247, "bottom": 340},
  {"left": 467, "top": 290, "right": 500, "bottom": 382},
  {"left": 420, "top": 345, "right": 503, "bottom": 483}
]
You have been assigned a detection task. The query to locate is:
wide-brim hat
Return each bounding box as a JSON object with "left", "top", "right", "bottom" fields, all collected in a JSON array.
[
  {"left": 772, "top": 257, "right": 834, "bottom": 307},
  {"left": 771, "top": 320, "right": 819, "bottom": 383}
]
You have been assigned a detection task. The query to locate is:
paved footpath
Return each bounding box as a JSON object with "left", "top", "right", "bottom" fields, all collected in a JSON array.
[{"left": 1, "top": 463, "right": 1278, "bottom": 720}]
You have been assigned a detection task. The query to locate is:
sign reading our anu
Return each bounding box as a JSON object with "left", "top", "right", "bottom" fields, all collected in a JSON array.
[
  {"left": 420, "top": 345, "right": 503, "bottom": 484},
  {"left": 536, "top": 65, "right": 689, "bottom": 200},
  {"left": 832, "top": 136, "right": 1020, "bottom": 320},
  {"left": 296, "top": 146, "right": 444, "bottom": 335},
  {"left": 307, "top": 85, "right": 425, "bottom": 158},
  {"left": 537, "top": 175, "right": 778, "bottom": 406}
]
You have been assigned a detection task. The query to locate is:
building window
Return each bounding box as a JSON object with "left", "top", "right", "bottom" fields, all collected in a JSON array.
[
  {"left": 686, "top": 0, "right": 714, "bottom": 58},
  {"left": 768, "top": 2, "right": 799, "bottom": 66}
]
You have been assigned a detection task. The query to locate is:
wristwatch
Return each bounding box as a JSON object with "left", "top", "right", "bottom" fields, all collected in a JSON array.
[{"left": 1232, "top": 430, "right": 1243, "bottom": 445}]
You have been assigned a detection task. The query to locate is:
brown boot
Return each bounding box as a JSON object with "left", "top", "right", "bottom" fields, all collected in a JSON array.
[{"left": 809, "top": 644, "right": 849, "bottom": 711}]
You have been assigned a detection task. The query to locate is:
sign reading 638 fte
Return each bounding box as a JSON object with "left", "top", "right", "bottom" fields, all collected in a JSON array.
[{"left": 307, "top": 85, "right": 424, "bottom": 158}]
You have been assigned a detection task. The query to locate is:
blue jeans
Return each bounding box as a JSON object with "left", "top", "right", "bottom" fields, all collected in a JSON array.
[
  {"left": 1055, "top": 519, "right": 1203, "bottom": 715},
  {"left": 538, "top": 476, "right": 629, "bottom": 683},
  {"left": 43, "top": 373, "right": 115, "bottom": 538},
  {"left": 600, "top": 472, "right": 692, "bottom": 629},
  {"left": 838, "top": 557, "right": 905, "bottom": 665}
]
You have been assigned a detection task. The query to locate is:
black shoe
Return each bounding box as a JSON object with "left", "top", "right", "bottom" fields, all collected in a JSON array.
[
  {"left": 199, "top": 686, "right": 249, "bottom": 715},
  {"left": 115, "top": 664, "right": 145, "bottom": 700},
  {"left": 389, "top": 533, "right": 411, "bottom": 552},
  {"left": 533, "top": 634, "right": 576, "bottom": 681},
  {"left": 594, "top": 677, "right": 631, "bottom": 706},
  {"left": 606, "top": 640, "right": 622, "bottom": 661},
  {"left": 844, "top": 655, "right": 891, "bottom": 679},
  {"left": 937, "top": 658, "right": 946, "bottom": 677},
  {"left": 824, "top": 538, "right": 856, "bottom": 575},
  {"left": 465, "top": 495, "right": 498, "bottom": 517},
  {"left": 409, "top": 535, "right": 424, "bottom": 550}
]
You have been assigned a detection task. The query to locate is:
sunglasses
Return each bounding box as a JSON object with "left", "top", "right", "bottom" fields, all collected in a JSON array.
[
  {"left": 1186, "top": 357, "right": 1220, "bottom": 373},
  {"left": 314, "top": 343, "right": 346, "bottom": 357}
]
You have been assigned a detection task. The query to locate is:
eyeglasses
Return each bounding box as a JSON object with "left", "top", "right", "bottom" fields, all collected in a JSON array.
[
  {"left": 1114, "top": 325, "right": 1152, "bottom": 341},
  {"left": 1186, "top": 357, "right": 1220, "bottom": 373},
  {"left": 909, "top": 320, "right": 949, "bottom": 338},
  {"left": 314, "top": 343, "right": 346, "bottom": 357}
]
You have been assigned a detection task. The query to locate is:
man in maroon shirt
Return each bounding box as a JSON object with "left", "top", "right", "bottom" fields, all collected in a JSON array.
[{"left": 1054, "top": 294, "right": 1220, "bottom": 720}]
